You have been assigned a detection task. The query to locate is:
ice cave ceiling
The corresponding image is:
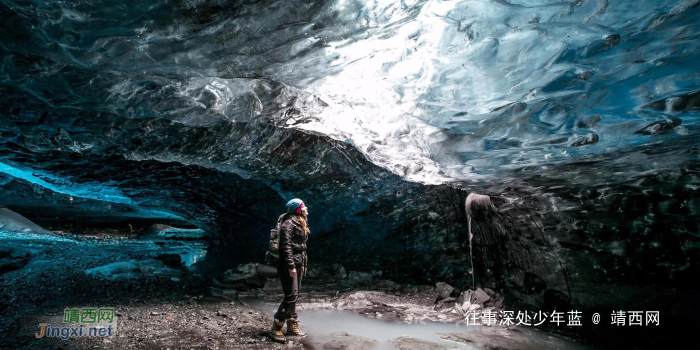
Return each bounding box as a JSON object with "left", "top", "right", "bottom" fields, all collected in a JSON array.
[
  {"left": 2, "top": 0, "right": 698, "bottom": 180},
  {"left": 0, "top": 0, "right": 699, "bottom": 300}
]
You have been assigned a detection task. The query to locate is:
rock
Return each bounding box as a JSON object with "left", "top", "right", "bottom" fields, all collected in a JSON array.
[
  {"left": 263, "top": 277, "right": 283, "bottom": 292},
  {"left": 322, "top": 335, "right": 375, "bottom": 350},
  {"left": 438, "top": 297, "right": 456, "bottom": 304},
  {"left": 457, "top": 290, "right": 473, "bottom": 305},
  {"left": 416, "top": 285, "right": 436, "bottom": 293},
  {"left": 543, "top": 289, "right": 571, "bottom": 311},
  {"left": 471, "top": 288, "right": 491, "bottom": 305},
  {"left": 348, "top": 271, "right": 373, "bottom": 282},
  {"left": 304, "top": 263, "right": 346, "bottom": 281},
  {"left": 523, "top": 272, "right": 547, "bottom": 294},
  {"left": 329, "top": 263, "right": 347, "bottom": 279},
  {"left": 239, "top": 288, "right": 264, "bottom": 298},
  {"left": 218, "top": 263, "right": 278, "bottom": 291},
  {"left": 468, "top": 303, "right": 481, "bottom": 311},
  {"left": 323, "top": 339, "right": 356, "bottom": 349},
  {"left": 483, "top": 288, "right": 495, "bottom": 296},
  {"left": 0, "top": 245, "right": 31, "bottom": 273},
  {"left": 487, "top": 297, "right": 503, "bottom": 309},
  {"left": 397, "top": 285, "right": 417, "bottom": 294},
  {"left": 389, "top": 336, "right": 448, "bottom": 350},
  {"left": 397, "top": 284, "right": 435, "bottom": 295},
  {"left": 373, "top": 279, "right": 397, "bottom": 290},
  {"left": 435, "top": 282, "right": 454, "bottom": 300},
  {"left": 154, "top": 253, "right": 182, "bottom": 268}
]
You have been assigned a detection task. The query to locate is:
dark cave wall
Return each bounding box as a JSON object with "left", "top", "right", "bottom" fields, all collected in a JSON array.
[{"left": 306, "top": 145, "right": 700, "bottom": 323}]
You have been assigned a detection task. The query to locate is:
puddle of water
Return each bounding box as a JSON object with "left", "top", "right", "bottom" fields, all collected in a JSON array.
[
  {"left": 247, "top": 299, "right": 596, "bottom": 350},
  {"left": 249, "top": 300, "right": 478, "bottom": 349}
]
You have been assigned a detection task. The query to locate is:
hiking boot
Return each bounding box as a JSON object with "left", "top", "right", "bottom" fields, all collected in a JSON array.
[
  {"left": 285, "top": 317, "right": 306, "bottom": 336},
  {"left": 268, "top": 319, "right": 286, "bottom": 343}
]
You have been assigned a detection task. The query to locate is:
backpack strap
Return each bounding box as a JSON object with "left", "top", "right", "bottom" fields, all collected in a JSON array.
[{"left": 276, "top": 213, "right": 289, "bottom": 229}]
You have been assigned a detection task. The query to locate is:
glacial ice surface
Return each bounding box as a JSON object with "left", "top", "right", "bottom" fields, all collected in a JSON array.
[
  {"left": 0, "top": 0, "right": 697, "bottom": 186},
  {"left": 0, "top": 208, "right": 56, "bottom": 236},
  {"left": 86, "top": 259, "right": 181, "bottom": 280}
]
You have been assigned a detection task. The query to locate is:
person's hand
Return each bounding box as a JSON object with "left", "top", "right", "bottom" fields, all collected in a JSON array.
[
  {"left": 289, "top": 268, "right": 297, "bottom": 277},
  {"left": 301, "top": 266, "right": 306, "bottom": 276}
]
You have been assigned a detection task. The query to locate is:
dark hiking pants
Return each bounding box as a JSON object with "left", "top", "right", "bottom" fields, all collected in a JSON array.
[{"left": 274, "top": 262, "right": 303, "bottom": 321}]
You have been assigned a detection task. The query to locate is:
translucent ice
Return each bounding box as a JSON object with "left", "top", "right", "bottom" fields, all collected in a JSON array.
[
  {"left": 85, "top": 259, "right": 181, "bottom": 280},
  {"left": 0, "top": 208, "right": 55, "bottom": 236},
  {"left": 0, "top": 0, "right": 698, "bottom": 186}
]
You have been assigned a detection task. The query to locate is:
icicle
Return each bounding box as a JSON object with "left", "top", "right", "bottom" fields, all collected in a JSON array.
[
  {"left": 464, "top": 193, "right": 495, "bottom": 291},
  {"left": 468, "top": 213, "right": 474, "bottom": 290}
]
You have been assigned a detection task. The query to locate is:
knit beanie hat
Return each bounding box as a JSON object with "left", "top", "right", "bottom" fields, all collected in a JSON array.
[{"left": 286, "top": 198, "right": 305, "bottom": 214}]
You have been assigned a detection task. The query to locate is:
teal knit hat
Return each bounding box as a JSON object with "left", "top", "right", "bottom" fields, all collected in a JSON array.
[{"left": 286, "top": 198, "right": 305, "bottom": 214}]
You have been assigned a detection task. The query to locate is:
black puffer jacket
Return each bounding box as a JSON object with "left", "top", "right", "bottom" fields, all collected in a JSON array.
[{"left": 278, "top": 214, "right": 308, "bottom": 271}]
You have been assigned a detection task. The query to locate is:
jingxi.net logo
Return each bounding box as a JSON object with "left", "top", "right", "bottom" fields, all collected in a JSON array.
[{"left": 36, "top": 307, "right": 118, "bottom": 340}]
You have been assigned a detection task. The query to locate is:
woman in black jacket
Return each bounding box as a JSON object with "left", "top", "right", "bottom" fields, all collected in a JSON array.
[{"left": 269, "top": 198, "right": 309, "bottom": 343}]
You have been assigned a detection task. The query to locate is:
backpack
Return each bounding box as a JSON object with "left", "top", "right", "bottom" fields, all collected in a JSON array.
[{"left": 266, "top": 213, "right": 289, "bottom": 265}]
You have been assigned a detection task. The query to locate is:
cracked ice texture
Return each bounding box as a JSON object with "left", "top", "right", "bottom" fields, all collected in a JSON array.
[
  {"left": 0, "top": 0, "right": 699, "bottom": 186},
  {"left": 289, "top": 0, "right": 700, "bottom": 184}
]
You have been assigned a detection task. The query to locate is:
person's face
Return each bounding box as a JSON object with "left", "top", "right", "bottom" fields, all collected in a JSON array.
[{"left": 301, "top": 206, "right": 309, "bottom": 217}]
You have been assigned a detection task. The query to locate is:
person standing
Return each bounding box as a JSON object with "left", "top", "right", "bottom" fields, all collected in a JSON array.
[{"left": 269, "top": 198, "right": 309, "bottom": 343}]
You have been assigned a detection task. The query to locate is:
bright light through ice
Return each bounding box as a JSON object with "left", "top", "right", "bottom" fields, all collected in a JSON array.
[{"left": 297, "top": 0, "right": 460, "bottom": 185}]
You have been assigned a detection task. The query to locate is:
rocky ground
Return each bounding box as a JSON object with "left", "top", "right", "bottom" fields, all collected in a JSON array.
[
  {"left": 0, "top": 231, "right": 287, "bottom": 350},
  {"left": 0, "top": 231, "right": 596, "bottom": 350}
]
